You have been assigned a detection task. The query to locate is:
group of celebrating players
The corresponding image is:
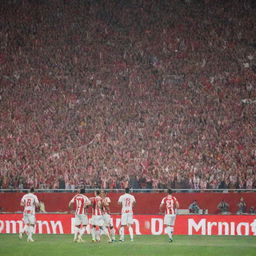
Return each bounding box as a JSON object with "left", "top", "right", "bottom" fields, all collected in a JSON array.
[
  {"left": 19, "top": 187, "right": 179, "bottom": 243},
  {"left": 68, "top": 188, "right": 136, "bottom": 243}
]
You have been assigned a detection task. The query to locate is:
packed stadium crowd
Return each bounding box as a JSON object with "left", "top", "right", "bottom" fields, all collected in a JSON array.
[{"left": 0, "top": 0, "right": 255, "bottom": 190}]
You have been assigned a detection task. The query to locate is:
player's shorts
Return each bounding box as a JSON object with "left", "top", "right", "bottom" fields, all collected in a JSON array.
[
  {"left": 23, "top": 213, "right": 36, "bottom": 225},
  {"left": 164, "top": 214, "right": 176, "bottom": 226},
  {"left": 74, "top": 214, "right": 89, "bottom": 226},
  {"left": 121, "top": 212, "right": 133, "bottom": 226},
  {"left": 102, "top": 213, "right": 113, "bottom": 227},
  {"left": 91, "top": 215, "right": 104, "bottom": 227}
]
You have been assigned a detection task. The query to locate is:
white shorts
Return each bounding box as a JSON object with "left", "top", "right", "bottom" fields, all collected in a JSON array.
[
  {"left": 91, "top": 215, "right": 104, "bottom": 227},
  {"left": 164, "top": 214, "right": 176, "bottom": 226},
  {"left": 121, "top": 212, "right": 133, "bottom": 226},
  {"left": 102, "top": 213, "right": 113, "bottom": 227},
  {"left": 74, "top": 214, "right": 88, "bottom": 226},
  {"left": 23, "top": 213, "right": 36, "bottom": 225}
]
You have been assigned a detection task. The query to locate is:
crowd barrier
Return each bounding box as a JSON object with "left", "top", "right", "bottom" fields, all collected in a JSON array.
[
  {"left": 0, "top": 192, "right": 255, "bottom": 214},
  {"left": 0, "top": 214, "right": 256, "bottom": 236}
]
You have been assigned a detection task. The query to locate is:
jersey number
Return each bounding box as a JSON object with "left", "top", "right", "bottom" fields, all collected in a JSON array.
[
  {"left": 26, "top": 199, "right": 32, "bottom": 207},
  {"left": 166, "top": 199, "right": 173, "bottom": 209},
  {"left": 125, "top": 198, "right": 131, "bottom": 207},
  {"left": 76, "top": 198, "right": 84, "bottom": 209}
]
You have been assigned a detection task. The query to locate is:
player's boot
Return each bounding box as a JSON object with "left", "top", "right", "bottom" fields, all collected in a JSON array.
[
  {"left": 169, "top": 238, "right": 173, "bottom": 243},
  {"left": 77, "top": 238, "right": 85, "bottom": 243},
  {"left": 77, "top": 235, "right": 84, "bottom": 243},
  {"left": 27, "top": 237, "right": 35, "bottom": 242}
]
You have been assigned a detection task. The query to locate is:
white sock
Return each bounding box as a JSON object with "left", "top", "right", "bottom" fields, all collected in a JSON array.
[
  {"left": 22, "top": 225, "right": 28, "bottom": 234},
  {"left": 110, "top": 227, "right": 115, "bottom": 240},
  {"left": 128, "top": 226, "right": 134, "bottom": 240},
  {"left": 103, "top": 227, "right": 111, "bottom": 240},
  {"left": 96, "top": 229, "right": 101, "bottom": 240},
  {"left": 99, "top": 228, "right": 104, "bottom": 236},
  {"left": 79, "top": 226, "right": 86, "bottom": 239},
  {"left": 74, "top": 226, "right": 79, "bottom": 240},
  {"left": 28, "top": 226, "right": 34, "bottom": 239},
  {"left": 170, "top": 226, "right": 174, "bottom": 238},
  {"left": 91, "top": 228, "right": 96, "bottom": 240},
  {"left": 165, "top": 226, "right": 173, "bottom": 239},
  {"left": 119, "top": 226, "right": 124, "bottom": 240}
]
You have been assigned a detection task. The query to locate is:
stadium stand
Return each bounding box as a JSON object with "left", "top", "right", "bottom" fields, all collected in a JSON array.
[{"left": 0, "top": 0, "right": 255, "bottom": 190}]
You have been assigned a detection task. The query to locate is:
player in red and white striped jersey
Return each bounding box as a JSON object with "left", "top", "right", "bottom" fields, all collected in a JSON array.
[
  {"left": 90, "top": 190, "right": 112, "bottom": 243},
  {"left": 101, "top": 190, "right": 115, "bottom": 241},
  {"left": 20, "top": 188, "right": 39, "bottom": 242},
  {"left": 69, "top": 188, "right": 91, "bottom": 242},
  {"left": 160, "top": 189, "right": 179, "bottom": 242},
  {"left": 118, "top": 187, "right": 136, "bottom": 242}
]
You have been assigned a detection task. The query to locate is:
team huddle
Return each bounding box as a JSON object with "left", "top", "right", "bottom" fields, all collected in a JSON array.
[{"left": 19, "top": 188, "right": 179, "bottom": 243}]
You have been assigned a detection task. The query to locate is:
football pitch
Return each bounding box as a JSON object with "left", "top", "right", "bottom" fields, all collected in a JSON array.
[{"left": 0, "top": 234, "right": 255, "bottom": 256}]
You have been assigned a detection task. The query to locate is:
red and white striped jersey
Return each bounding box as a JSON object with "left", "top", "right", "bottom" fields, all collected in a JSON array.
[
  {"left": 118, "top": 193, "right": 136, "bottom": 213},
  {"left": 160, "top": 195, "right": 178, "bottom": 215},
  {"left": 91, "top": 196, "right": 103, "bottom": 216},
  {"left": 21, "top": 193, "right": 39, "bottom": 215},
  {"left": 102, "top": 196, "right": 111, "bottom": 214},
  {"left": 69, "top": 194, "right": 90, "bottom": 215}
]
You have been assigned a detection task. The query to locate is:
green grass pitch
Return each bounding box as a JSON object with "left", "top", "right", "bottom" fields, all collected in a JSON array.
[{"left": 0, "top": 234, "right": 255, "bottom": 256}]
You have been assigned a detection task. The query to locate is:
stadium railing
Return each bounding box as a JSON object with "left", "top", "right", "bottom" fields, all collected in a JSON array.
[{"left": 0, "top": 188, "right": 255, "bottom": 193}]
